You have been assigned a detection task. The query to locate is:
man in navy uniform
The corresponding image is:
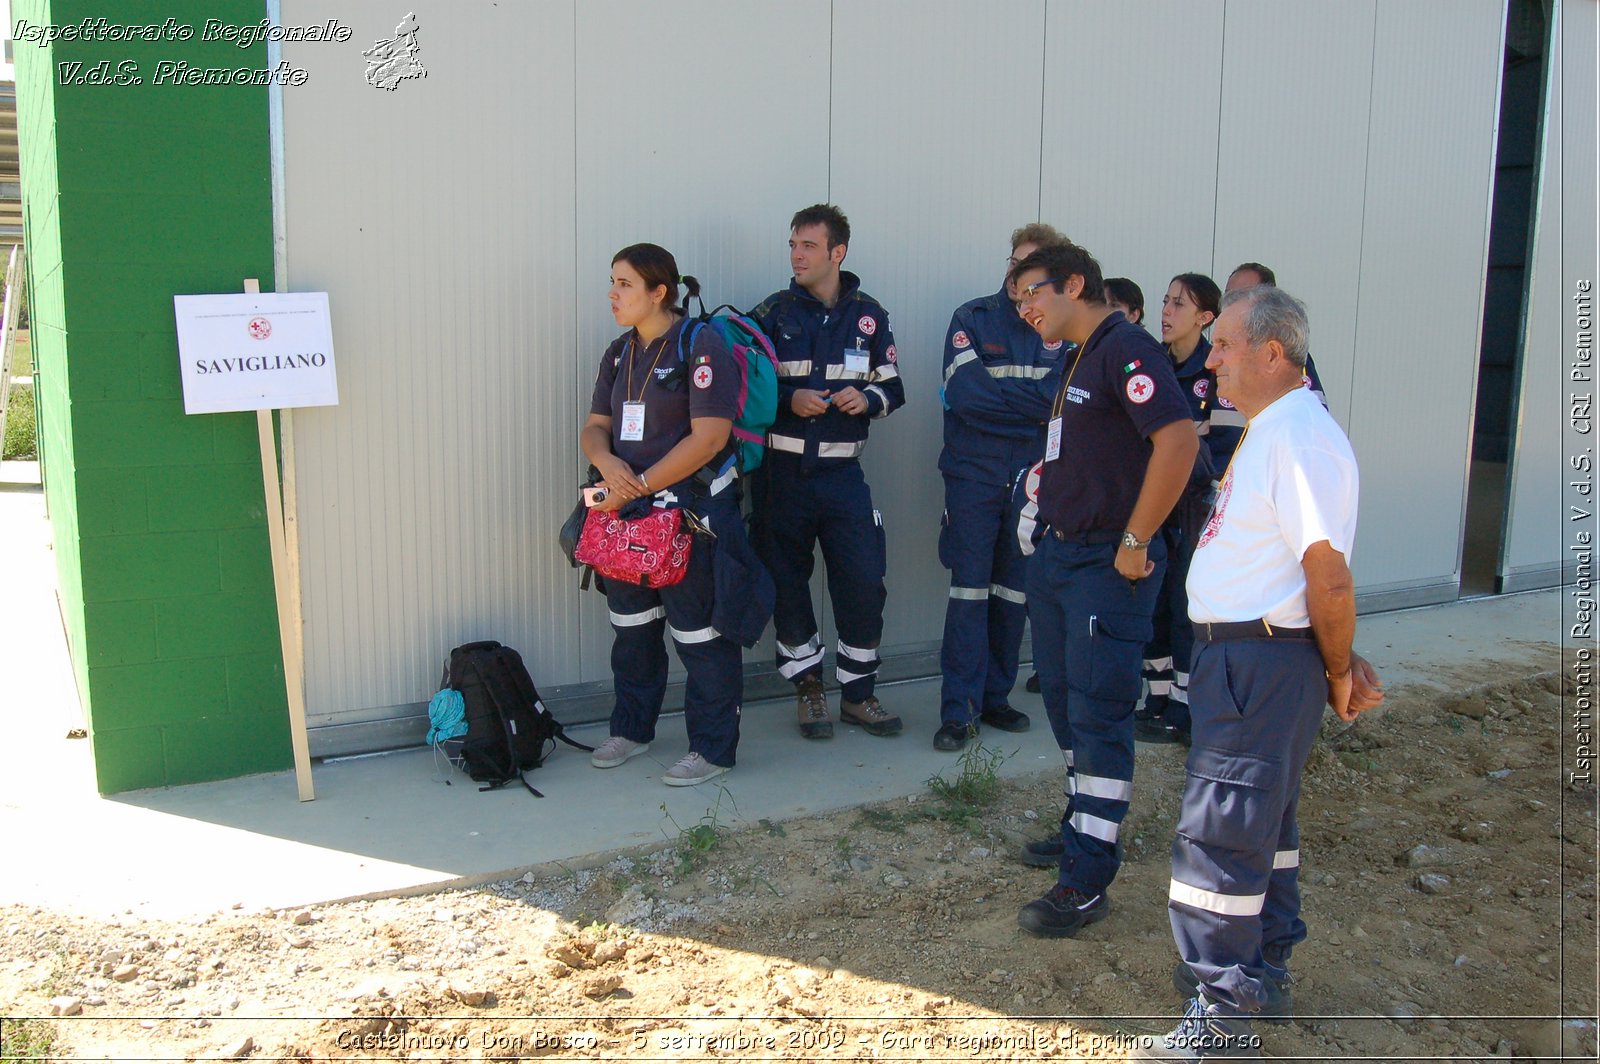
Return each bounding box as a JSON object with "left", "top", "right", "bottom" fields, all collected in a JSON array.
[
  {"left": 934, "top": 223, "right": 1070, "bottom": 751},
  {"left": 751, "top": 204, "right": 906, "bottom": 740},
  {"left": 1007, "top": 242, "right": 1199, "bottom": 937},
  {"left": 1135, "top": 285, "right": 1384, "bottom": 1061}
]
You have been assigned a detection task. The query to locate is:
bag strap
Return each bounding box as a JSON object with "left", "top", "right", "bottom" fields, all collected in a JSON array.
[{"left": 500, "top": 646, "right": 595, "bottom": 753}]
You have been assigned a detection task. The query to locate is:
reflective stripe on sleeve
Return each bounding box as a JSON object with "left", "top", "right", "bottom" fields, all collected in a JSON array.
[
  {"left": 943, "top": 350, "right": 978, "bottom": 383},
  {"left": 987, "top": 364, "right": 1052, "bottom": 380},
  {"left": 1273, "top": 849, "right": 1301, "bottom": 870},
  {"left": 948, "top": 586, "right": 989, "bottom": 601},
  {"left": 989, "top": 583, "right": 1026, "bottom": 605}
]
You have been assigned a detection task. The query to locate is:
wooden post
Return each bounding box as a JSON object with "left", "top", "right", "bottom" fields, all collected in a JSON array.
[{"left": 245, "top": 278, "right": 315, "bottom": 801}]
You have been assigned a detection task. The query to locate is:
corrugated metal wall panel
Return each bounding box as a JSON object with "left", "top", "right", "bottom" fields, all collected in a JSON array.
[
  {"left": 280, "top": 2, "right": 580, "bottom": 740},
  {"left": 828, "top": 0, "right": 1048, "bottom": 663},
  {"left": 270, "top": 1, "right": 1512, "bottom": 753},
  {"left": 1212, "top": 0, "right": 1375, "bottom": 432},
  {"left": 1040, "top": 0, "right": 1225, "bottom": 311},
  {"left": 1346, "top": 0, "right": 1504, "bottom": 599},
  {"left": 1503, "top": 0, "right": 1595, "bottom": 588},
  {"left": 570, "top": 0, "right": 833, "bottom": 685}
]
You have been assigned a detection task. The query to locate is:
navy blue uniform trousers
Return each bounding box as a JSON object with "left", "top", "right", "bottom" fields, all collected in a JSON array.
[
  {"left": 938, "top": 473, "right": 1028, "bottom": 725},
  {"left": 759, "top": 454, "right": 887, "bottom": 702},
  {"left": 1168, "top": 636, "right": 1323, "bottom": 1013},
  {"left": 1028, "top": 532, "right": 1165, "bottom": 895},
  {"left": 604, "top": 495, "right": 744, "bottom": 768}
]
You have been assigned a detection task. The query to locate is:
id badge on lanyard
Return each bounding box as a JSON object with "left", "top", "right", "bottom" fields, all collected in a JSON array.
[
  {"left": 1045, "top": 416, "right": 1063, "bottom": 462},
  {"left": 843, "top": 345, "right": 870, "bottom": 375},
  {"left": 620, "top": 401, "right": 646, "bottom": 442}
]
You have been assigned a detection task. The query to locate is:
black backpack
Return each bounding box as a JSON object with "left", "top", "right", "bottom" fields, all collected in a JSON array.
[{"left": 441, "top": 641, "right": 591, "bottom": 796}]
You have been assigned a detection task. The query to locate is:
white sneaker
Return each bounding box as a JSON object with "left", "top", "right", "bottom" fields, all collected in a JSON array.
[
  {"left": 590, "top": 736, "right": 649, "bottom": 769},
  {"left": 662, "top": 752, "right": 728, "bottom": 787}
]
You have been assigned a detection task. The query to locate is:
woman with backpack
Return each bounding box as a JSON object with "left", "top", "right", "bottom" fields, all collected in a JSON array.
[{"left": 578, "top": 243, "right": 752, "bottom": 787}]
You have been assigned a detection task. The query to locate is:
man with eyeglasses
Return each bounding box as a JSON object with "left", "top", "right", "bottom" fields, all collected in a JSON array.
[
  {"left": 933, "top": 223, "right": 1071, "bottom": 752},
  {"left": 1007, "top": 242, "right": 1198, "bottom": 939}
]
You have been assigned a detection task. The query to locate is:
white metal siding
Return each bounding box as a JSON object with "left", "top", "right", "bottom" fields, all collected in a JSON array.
[
  {"left": 280, "top": 2, "right": 581, "bottom": 744},
  {"left": 274, "top": 1, "right": 1510, "bottom": 751},
  {"left": 1503, "top": 0, "right": 1597, "bottom": 588},
  {"left": 1346, "top": 0, "right": 1505, "bottom": 601},
  {"left": 1040, "top": 0, "right": 1225, "bottom": 310},
  {"left": 831, "top": 0, "right": 1048, "bottom": 662}
]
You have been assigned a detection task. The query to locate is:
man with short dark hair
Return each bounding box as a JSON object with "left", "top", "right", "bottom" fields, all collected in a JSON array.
[
  {"left": 1134, "top": 285, "right": 1384, "bottom": 1062},
  {"left": 1007, "top": 242, "right": 1199, "bottom": 938},
  {"left": 933, "top": 222, "right": 1070, "bottom": 751},
  {"left": 751, "top": 204, "right": 906, "bottom": 741}
]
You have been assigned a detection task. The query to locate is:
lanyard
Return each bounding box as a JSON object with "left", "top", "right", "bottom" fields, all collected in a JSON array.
[
  {"left": 625, "top": 329, "right": 674, "bottom": 404},
  {"left": 1049, "top": 331, "right": 1098, "bottom": 421}
]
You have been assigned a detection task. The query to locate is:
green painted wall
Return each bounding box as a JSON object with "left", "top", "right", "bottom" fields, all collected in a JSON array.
[{"left": 14, "top": 1, "right": 290, "bottom": 792}]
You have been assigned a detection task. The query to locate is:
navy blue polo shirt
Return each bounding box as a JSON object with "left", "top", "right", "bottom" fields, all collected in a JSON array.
[
  {"left": 1037, "top": 311, "right": 1190, "bottom": 534},
  {"left": 589, "top": 318, "right": 739, "bottom": 478}
]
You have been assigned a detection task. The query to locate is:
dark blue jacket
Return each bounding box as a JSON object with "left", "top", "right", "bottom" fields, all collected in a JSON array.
[
  {"left": 751, "top": 271, "right": 905, "bottom": 472},
  {"left": 938, "top": 286, "right": 1066, "bottom": 487}
]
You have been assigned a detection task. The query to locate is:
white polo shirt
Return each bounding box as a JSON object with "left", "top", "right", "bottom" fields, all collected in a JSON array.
[{"left": 1187, "top": 385, "right": 1358, "bottom": 628}]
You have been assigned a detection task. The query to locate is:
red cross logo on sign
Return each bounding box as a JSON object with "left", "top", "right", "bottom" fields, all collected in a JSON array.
[
  {"left": 1125, "top": 373, "right": 1154, "bottom": 404},
  {"left": 248, "top": 317, "right": 272, "bottom": 340}
]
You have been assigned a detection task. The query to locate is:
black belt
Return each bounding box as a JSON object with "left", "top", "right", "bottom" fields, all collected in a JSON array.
[
  {"left": 1194, "top": 619, "right": 1314, "bottom": 642},
  {"left": 1049, "top": 528, "right": 1122, "bottom": 545}
]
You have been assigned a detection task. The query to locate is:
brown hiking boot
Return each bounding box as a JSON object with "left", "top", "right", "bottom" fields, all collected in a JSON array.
[
  {"left": 840, "top": 695, "right": 902, "bottom": 736},
  {"left": 796, "top": 675, "right": 832, "bottom": 739}
]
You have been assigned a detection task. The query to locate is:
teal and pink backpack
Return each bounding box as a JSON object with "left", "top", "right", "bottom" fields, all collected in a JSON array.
[{"left": 679, "top": 299, "right": 780, "bottom": 474}]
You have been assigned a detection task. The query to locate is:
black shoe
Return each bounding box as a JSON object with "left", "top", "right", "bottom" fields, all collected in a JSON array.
[
  {"left": 1025, "top": 673, "right": 1041, "bottom": 694},
  {"left": 1019, "top": 836, "right": 1064, "bottom": 868},
  {"left": 1017, "top": 884, "right": 1110, "bottom": 938},
  {"left": 1130, "top": 995, "right": 1261, "bottom": 1061},
  {"left": 1135, "top": 715, "right": 1191, "bottom": 746},
  {"left": 1135, "top": 693, "right": 1170, "bottom": 722},
  {"left": 980, "top": 704, "right": 1031, "bottom": 732},
  {"left": 933, "top": 720, "right": 974, "bottom": 752},
  {"left": 1173, "top": 962, "right": 1293, "bottom": 1024}
]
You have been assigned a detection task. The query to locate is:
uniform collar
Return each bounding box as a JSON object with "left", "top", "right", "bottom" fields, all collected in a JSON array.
[
  {"left": 787, "top": 270, "right": 862, "bottom": 308},
  {"left": 1168, "top": 336, "right": 1211, "bottom": 380}
]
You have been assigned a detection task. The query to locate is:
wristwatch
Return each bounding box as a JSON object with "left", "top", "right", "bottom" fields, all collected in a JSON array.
[{"left": 1121, "top": 530, "right": 1151, "bottom": 551}]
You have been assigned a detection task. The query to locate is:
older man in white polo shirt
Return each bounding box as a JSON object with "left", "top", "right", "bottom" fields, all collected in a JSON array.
[{"left": 1133, "top": 286, "right": 1384, "bottom": 1062}]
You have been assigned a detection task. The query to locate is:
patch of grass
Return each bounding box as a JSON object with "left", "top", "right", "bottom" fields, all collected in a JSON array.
[
  {"left": 2, "top": 383, "right": 35, "bottom": 461},
  {"left": 1, "top": 1016, "right": 56, "bottom": 1063},
  {"left": 925, "top": 735, "right": 1011, "bottom": 830},
  {"left": 661, "top": 784, "right": 738, "bottom": 874}
]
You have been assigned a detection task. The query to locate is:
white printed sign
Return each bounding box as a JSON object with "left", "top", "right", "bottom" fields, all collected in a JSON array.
[{"left": 174, "top": 292, "right": 338, "bottom": 414}]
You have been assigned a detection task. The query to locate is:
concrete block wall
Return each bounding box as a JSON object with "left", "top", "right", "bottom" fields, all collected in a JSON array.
[{"left": 13, "top": 0, "right": 290, "bottom": 791}]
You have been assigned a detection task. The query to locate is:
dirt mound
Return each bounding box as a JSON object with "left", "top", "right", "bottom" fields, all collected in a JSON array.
[{"left": 3, "top": 663, "right": 1594, "bottom": 1061}]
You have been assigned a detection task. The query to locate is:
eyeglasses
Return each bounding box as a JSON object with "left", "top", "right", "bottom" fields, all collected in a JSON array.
[{"left": 1016, "top": 277, "right": 1063, "bottom": 303}]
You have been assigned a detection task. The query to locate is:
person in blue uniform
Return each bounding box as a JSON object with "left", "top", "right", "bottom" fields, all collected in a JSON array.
[
  {"left": 580, "top": 243, "right": 753, "bottom": 788},
  {"left": 1104, "top": 277, "right": 1146, "bottom": 327},
  {"left": 1134, "top": 285, "right": 1384, "bottom": 1061},
  {"left": 1025, "top": 275, "right": 1144, "bottom": 699},
  {"left": 935, "top": 223, "right": 1069, "bottom": 751},
  {"left": 1135, "top": 273, "right": 1222, "bottom": 747},
  {"left": 1205, "top": 262, "right": 1327, "bottom": 474},
  {"left": 1007, "top": 242, "right": 1199, "bottom": 937},
  {"left": 750, "top": 205, "right": 906, "bottom": 740}
]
